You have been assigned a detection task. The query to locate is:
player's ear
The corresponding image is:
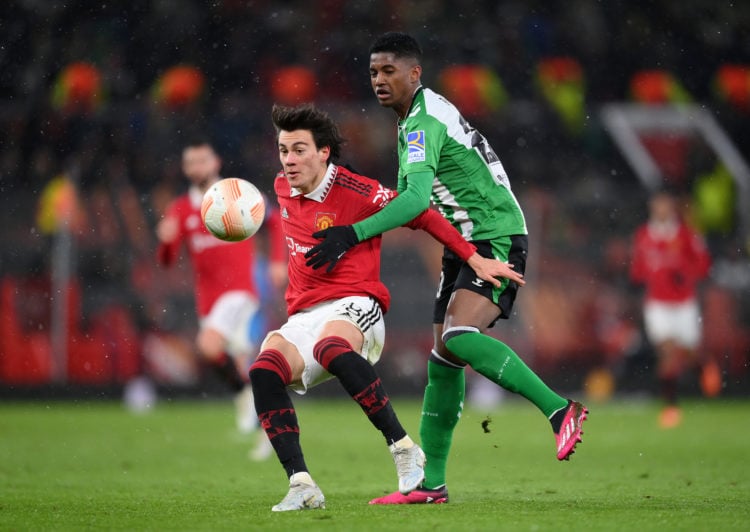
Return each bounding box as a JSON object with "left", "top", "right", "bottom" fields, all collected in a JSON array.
[
  {"left": 410, "top": 64, "right": 422, "bottom": 83},
  {"left": 319, "top": 145, "right": 331, "bottom": 163}
]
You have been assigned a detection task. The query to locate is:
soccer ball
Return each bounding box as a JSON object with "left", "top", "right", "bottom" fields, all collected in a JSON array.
[{"left": 200, "top": 178, "right": 265, "bottom": 241}]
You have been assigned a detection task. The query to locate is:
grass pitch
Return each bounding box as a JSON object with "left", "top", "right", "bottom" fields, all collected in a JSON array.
[{"left": 1, "top": 396, "right": 748, "bottom": 531}]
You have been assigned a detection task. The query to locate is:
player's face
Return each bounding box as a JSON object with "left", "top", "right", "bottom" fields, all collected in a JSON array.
[
  {"left": 278, "top": 129, "right": 331, "bottom": 194},
  {"left": 649, "top": 194, "right": 677, "bottom": 224},
  {"left": 369, "top": 52, "right": 422, "bottom": 118},
  {"left": 182, "top": 145, "right": 221, "bottom": 188}
]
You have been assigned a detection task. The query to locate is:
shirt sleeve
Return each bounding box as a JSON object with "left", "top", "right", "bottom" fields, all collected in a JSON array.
[
  {"left": 352, "top": 170, "right": 433, "bottom": 241},
  {"left": 156, "top": 201, "right": 183, "bottom": 267},
  {"left": 687, "top": 228, "right": 711, "bottom": 281},
  {"left": 406, "top": 208, "right": 476, "bottom": 261}
]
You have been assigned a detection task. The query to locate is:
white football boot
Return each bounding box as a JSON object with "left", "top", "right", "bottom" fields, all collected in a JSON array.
[
  {"left": 390, "top": 443, "right": 426, "bottom": 494},
  {"left": 272, "top": 473, "right": 326, "bottom": 512}
]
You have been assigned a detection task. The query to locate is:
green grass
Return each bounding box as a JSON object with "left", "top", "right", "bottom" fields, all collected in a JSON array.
[{"left": 1, "top": 397, "right": 748, "bottom": 531}]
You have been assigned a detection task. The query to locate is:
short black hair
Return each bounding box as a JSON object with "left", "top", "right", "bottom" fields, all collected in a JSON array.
[
  {"left": 271, "top": 103, "right": 343, "bottom": 162},
  {"left": 183, "top": 138, "right": 216, "bottom": 151},
  {"left": 369, "top": 32, "right": 422, "bottom": 61}
]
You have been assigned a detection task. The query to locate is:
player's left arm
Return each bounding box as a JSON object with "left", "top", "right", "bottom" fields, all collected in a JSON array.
[
  {"left": 156, "top": 201, "right": 183, "bottom": 267},
  {"left": 687, "top": 228, "right": 712, "bottom": 281},
  {"left": 407, "top": 208, "right": 524, "bottom": 287}
]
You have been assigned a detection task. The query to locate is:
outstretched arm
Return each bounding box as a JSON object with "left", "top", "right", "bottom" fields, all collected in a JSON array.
[
  {"left": 156, "top": 205, "right": 182, "bottom": 267},
  {"left": 304, "top": 171, "right": 433, "bottom": 271},
  {"left": 408, "top": 209, "right": 525, "bottom": 288}
]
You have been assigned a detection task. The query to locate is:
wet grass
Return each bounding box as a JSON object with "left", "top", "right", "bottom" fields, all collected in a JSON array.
[{"left": 1, "top": 397, "right": 748, "bottom": 531}]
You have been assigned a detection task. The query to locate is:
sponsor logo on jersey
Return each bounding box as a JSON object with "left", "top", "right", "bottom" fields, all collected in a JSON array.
[
  {"left": 471, "top": 277, "right": 485, "bottom": 287},
  {"left": 286, "top": 236, "right": 312, "bottom": 257},
  {"left": 407, "top": 130, "right": 426, "bottom": 163},
  {"left": 372, "top": 184, "right": 393, "bottom": 207},
  {"left": 314, "top": 212, "right": 336, "bottom": 231},
  {"left": 281, "top": 207, "right": 289, "bottom": 219}
]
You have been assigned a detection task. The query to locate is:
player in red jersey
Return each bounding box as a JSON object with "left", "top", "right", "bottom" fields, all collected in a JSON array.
[
  {"left": 156, "top": 141, "right": 286, "bottom": 444},
  {"left": 249, "top": 104, "right": 519, "bottom": 511},
  {"left": 630, "top": 191, "right": 716, "bottom": 428}
]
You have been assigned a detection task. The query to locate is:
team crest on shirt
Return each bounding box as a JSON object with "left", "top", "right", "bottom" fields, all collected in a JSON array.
[
  {"left": 407, "top": 130, "right": 426, "bottom": 163},
  {"left": 315, "top": 212, "right": 336, "bottom": 231}
]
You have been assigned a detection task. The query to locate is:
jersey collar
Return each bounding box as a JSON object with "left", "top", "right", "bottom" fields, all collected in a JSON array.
[
  {"left": 188, "top": 185, "right": 204, "bottom": 208},
  {"left": 189, "top": 177, "right": 220, "bottom": 208},
  {"left": 289, "top": 164, "right": 336, "bottom": 203},
  {"left": 399, "top": 85, "right": 424, "bottom": 124}
]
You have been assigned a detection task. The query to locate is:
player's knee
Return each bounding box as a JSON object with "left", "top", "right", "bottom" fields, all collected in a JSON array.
[
  {"left": 196, "top": 329, "right": 225, "bottom": 360},
  {"left": 312, "top": 336, "right": 353, "bottom": 370},
  {"left": 441, "top": 325, "right": 480, "bottom": 348},
  {"left": 249, "top": 349, "right": 293, "bottom": 387}
]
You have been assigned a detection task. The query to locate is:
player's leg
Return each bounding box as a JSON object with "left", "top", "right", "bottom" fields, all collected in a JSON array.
[
  {"left": 196, "top": 327, "right": 246, "bottom": 392},
  {"left": 312, "top": 298, "right": 424, "bottom": 494},
  {"left": 645, "top": 301, "right": 686, "bottom": 427},
  {"left": 441, "top": 236, "right": 586, "bottom": 460},
  {"left": 412, "top": 322, "right": 461, "bottom": 490},
  {"left": 679, "top": 299, "right": 721, "bottom": 398},
  {"left": 371, "top": 254, "right": 463, "bottom": 505},
  {"left": 202, "top": 292, "right": 263, "bottom": 434},
  {"left": 248, "top": 332, "right": 324, "bottom": 511}
]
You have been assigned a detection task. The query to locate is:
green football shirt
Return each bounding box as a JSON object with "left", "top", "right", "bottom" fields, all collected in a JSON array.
[{"left": 353, "top": 87, "right": 527, "bottom": 243}]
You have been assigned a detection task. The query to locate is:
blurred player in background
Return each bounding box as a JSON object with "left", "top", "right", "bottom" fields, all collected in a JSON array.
[
  {"left": 630, "top": 191, "right": 717, "bottom": 428},
  {"left": 156, "top": 140, "right": 286, "bottom": 451},
  {"left": 306, "top": 32, "right": 588, "bottom": 504},
  {"left": 250, "top": 103, "right": 514, "bottom": 511}
]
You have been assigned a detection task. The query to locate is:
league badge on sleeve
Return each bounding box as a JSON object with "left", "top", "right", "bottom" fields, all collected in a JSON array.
[{"left": 407, "top": 130, "right": 426, "bottom": 164}]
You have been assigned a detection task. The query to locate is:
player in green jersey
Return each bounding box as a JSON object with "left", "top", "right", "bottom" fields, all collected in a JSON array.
[{"left": 305, "top": 32, "right": 588, "bottom": 504}]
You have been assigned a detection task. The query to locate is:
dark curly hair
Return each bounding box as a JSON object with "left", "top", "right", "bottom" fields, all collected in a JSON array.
[
  {"left": 271, "top": 103, "right": 344, "bottom": 162},
  {"left": 369, "top": 32, "right": 423, "bottom": 61}
]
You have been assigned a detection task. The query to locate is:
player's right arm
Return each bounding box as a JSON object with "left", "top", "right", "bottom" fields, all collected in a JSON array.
[
  {"left": 406, "top": 207, "right": 524, "bottom": 287},
  {"left": 350, "top": 170, "right": 433, "bottom": 242},
  {"left": 156, "top": 201, "right": 183, "bottom": 267}
]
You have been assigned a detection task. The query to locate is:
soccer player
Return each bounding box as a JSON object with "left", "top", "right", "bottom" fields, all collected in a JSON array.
[
  {"left": 156, "top": 140, "right": 285, "bottom": 441},
  {"left": 306, "top": 32, "right": 588, "bottom": 504},
  {"left": 630, "top": 191, "right": 715, "bottom": 428},
  {"left": 251, "top": 103, "right": 517, "bottom": 511}
]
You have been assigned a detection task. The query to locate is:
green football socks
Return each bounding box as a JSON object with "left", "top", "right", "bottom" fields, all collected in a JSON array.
[
  {"left": 445, "top": 330, "right": 568, "bottom": 418},
  {"left": 420, "top": 356, "right": 465, "bottom": 489}
]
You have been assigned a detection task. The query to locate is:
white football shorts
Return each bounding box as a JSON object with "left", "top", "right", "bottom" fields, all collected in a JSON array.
[
  {"left": 260, "top": 296, "right": 385, "bottom": 394},
  {"left": 643, "top": 299, "right": 702, "bottom": 349},
  {"left": 200, "top": 290, "right": 260, "bottom": 357}
]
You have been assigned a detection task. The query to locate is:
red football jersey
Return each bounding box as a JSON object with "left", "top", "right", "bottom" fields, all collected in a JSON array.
[
  {"left": 276, "top": 164, "right": 475, "bottom": 316},
  {"left": 630, "top": 221, "right": 711, "bottom": 303},
  {"left": 157, "top": 186, "right": 258, "bottom": 317}
]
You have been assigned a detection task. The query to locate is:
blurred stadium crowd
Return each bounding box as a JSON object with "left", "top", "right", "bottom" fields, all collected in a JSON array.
[{"left": 1, "top": 0, "right": 749, "bottom": 395}]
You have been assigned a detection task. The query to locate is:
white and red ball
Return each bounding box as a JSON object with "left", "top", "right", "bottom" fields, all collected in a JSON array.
[{"left": 200, "top": 178, "right": 265, "bottom": 241}]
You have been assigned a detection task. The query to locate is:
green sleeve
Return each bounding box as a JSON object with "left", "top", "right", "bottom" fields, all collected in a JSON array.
[
  {"left": 352, "top": 170, "right": 433, "bottom": 241},
  {"left": 396, "top": 172, "right": 408, "bottom": 193}
]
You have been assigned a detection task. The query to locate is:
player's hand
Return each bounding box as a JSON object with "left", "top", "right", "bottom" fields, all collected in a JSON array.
[
  {"left": 305, "top": 225, "right": 359, "bottom": 272},
  {"left": 466, "top": 252, "right": 525, "bottom": 288},
  {"left": 156, "top": 216, "right": 179, "bottom": 243},
  {"left": 268, "top": 261, "right": 288, "bottom": 290}
]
